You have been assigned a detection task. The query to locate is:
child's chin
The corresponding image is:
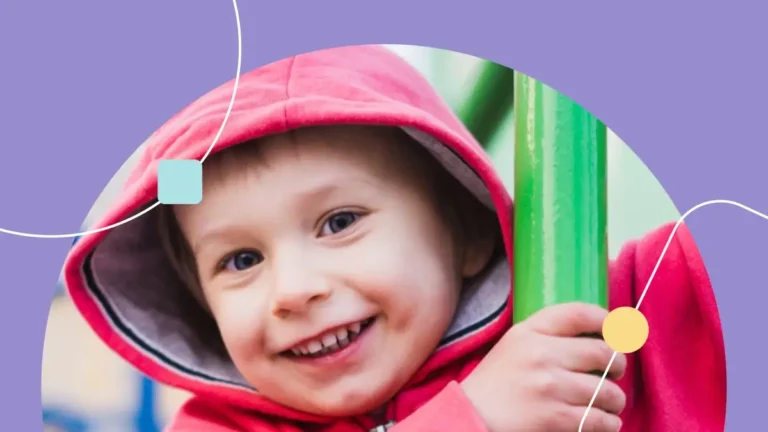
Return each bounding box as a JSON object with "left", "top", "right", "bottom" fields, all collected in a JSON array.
[
  {"left": 308, "top": 397, "right": 385, "bottom": 417},
  {"left": 297, "top": 383, "right": 396, "bottom": 417}
]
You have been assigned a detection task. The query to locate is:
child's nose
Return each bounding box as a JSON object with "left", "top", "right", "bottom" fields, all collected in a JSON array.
[{"left": 269, "top": 265, "right": 331, "bottom": 318}]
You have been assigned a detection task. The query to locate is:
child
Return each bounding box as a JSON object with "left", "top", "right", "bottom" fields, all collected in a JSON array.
[{"left": 62, "top": 45, "right": 726, "bottom": 431}]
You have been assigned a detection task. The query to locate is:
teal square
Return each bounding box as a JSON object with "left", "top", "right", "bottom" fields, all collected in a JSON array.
[{"left": 157, "top": 159, "right": 203, "bottom": 205}]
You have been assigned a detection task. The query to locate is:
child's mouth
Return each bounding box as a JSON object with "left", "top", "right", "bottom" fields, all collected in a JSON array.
[{"left": 283, "top": 317, "right": 376, "bottom": 360}]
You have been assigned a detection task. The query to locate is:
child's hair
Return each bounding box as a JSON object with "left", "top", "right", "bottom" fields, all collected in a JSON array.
[{"left": 157, "top": 126, "right": 501, "bottom": 310}]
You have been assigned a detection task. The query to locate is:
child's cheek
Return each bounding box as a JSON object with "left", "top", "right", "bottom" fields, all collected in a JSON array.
[
  {"left": 213, "top": 292, "right": 270, "bottom": 361},
  {"left": 353, "top": 244, "right": 443, "bottom": 330}
]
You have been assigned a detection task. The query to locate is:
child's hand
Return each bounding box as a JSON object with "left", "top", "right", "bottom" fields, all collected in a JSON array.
[{"left": 460, "top": 303, "right": 627, "bottom": 432}]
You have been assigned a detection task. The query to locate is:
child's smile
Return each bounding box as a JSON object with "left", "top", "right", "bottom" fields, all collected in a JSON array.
[
  {"left": 283, "top": 316, "right": 375, "bottom": 359},
  {"left": 282, "top": 316, "right": 378, "bottom": 370}
]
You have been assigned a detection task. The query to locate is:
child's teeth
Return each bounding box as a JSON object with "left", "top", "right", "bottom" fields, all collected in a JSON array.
[
  {"left": 291, "top": 319, "right": 374, "bottom": 357},
  {"left": 349, "top": 322, "right": 361, "bottom": 334},
  {"left": 322, "top": 333, "right": 338, "bottom": 347},
  {"left": 308, "top": 340, "right": 323, "bottom": 354},
  {"left": 323, "top": 342, "right": 340, "bottom": 353}
]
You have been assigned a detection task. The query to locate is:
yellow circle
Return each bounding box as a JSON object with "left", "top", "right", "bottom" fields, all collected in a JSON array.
[{"left": 602, "top": 307, "right": 649, "bottom": 354}]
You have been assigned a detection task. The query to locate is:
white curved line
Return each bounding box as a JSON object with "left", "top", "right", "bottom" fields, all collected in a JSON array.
[
  {"left": 579, "top": 199, "right": 766, "bottom": 431},
  {"left": 0, "top": 0, "right": 243, "bottom": 239}
]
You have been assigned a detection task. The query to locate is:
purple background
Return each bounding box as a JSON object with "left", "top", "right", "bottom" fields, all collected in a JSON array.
[{"left": 0, "top": 0, "right": 764, "bottom": 429}]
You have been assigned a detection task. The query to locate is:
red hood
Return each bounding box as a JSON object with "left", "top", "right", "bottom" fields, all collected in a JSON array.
[{"left": 62, "top": 45, "right": 514, "bottom": 423}]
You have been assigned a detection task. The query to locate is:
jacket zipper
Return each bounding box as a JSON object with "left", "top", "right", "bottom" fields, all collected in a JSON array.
[
  {"left": 368, "top": 420, "right": 396, "bottom": 432},
  {"left": 362, "top": 403, "right": 397, "bottom": 431}
]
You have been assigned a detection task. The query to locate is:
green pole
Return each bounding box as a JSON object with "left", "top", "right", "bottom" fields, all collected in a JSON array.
[
  {"left": 512, "top": 73, "right": 608, "bottom": 324},
  {"left": 456, "top": 61, "right": 516, "bottom": 148}
]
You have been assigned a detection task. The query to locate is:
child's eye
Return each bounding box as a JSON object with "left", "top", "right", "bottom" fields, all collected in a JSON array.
[
  {"left": 320, "top": 211, "right": 360, "bottom": 236},
  {"left": 222, "top": 250, "right": 263, "bottom": 272}
]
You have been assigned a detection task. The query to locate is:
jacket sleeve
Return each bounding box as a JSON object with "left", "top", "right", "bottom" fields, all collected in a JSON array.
[
  {"left": 391, "top": 381, "right": 489, "bottom": 432},
  {"left": 609, "top": 223, "right": 726, "bottom": 431}
]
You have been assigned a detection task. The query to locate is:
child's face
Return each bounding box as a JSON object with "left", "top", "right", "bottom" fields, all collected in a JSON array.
[{"left": 174, "top": 126, "right": 488, "bottom": 416}]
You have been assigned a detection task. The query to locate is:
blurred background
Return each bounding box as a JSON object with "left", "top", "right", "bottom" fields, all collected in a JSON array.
[{"left": 41, "top": 45, "right": 681, "bottom": 431}]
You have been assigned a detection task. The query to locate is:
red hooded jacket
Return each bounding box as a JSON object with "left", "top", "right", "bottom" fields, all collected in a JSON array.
[{"left": 62, "top": 45, "right": 726, "bottom": 431}]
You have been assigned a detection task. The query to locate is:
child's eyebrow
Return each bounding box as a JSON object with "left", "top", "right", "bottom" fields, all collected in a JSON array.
[{"left": 289, "top": 175, "right": 381, "bottom": 206}]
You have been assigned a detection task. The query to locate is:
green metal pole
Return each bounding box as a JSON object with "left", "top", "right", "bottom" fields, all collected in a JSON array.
[{"left": 512, "top": 73, "right": 608, "bottom": 324}]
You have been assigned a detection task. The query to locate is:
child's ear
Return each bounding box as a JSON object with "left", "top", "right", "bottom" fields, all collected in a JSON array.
[{"left": 461, "top": 232, "right": 497, "bottom": 278}]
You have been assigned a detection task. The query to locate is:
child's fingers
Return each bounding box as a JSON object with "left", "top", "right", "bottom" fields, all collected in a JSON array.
[
  {"left": 523, "top": 303, "right": 608, "bottom": 338},
  {"left": 574, "top": 407, "right": 623, "bottom": 432},
  {"left": 554, "top": 337, "right": 627, "bottom": 380},
  {"left": 559, "top": 371, "right": 626, "bottom": 415},
  {"left": 545, "top": 403, "right": 622, "bottom": 432}
]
